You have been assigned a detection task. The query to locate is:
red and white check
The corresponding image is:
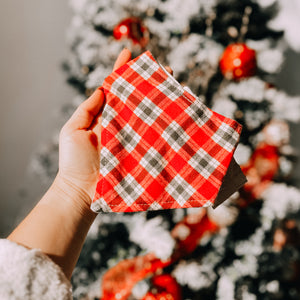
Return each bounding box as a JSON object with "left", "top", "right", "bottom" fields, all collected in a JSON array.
[{"left": 91, "top": 51, "right": 242, "bottom": 213}]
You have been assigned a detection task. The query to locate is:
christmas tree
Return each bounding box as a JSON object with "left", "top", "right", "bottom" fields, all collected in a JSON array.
[{"left": 32, "top": 0, "right": 300, "bottom": 299}]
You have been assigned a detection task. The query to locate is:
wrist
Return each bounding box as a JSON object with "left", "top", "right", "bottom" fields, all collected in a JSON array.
[{"left": 42, "top": 174, "right": 97, "bottom": 225}]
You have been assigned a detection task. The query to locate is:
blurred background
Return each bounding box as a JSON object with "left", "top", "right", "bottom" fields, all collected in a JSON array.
[
  {"left": 1, "top": 1, "right": 300, "bottom": 299},
  {"left": 1, "top": 1, "right": 300, "bottom": 237},
  {"left": 0, "top": 1, "right": 75, "bottom": 236}
]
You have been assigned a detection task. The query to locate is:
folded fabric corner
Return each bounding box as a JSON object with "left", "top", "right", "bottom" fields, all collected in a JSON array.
[{"left": 91, "top": 51, "right": 245, "bottom": 213}]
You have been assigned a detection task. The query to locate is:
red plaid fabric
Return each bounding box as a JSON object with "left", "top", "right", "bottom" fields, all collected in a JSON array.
[{"left": 91, "top": 51, "right": 242, "bottom": 213}]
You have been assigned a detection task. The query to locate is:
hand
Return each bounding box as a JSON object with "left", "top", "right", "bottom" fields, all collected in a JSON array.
[
  {"left": 56, "top": 48, "right": 132, "bottom": 211},
  {"left": 7, "top": 49, "right": 174, "bottom": 279}
]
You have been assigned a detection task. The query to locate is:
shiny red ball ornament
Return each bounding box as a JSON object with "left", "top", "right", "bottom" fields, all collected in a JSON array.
[
  {"left": 113, "top": 17, "right": 149, "bottom": 47},
  {"left": 142, "top": 274, "right": 181, "bottom": 300},
  {"left": 219, "top": 43, "right": 257, "bottom": 80},
  {"left": 171, "top": 211, "right": 219, "bottom": 255},
  {"left": 241, "top": 143, "right": 279, "bottom": 201},
  {"left": 143, "top": 291, "right": 175, "bottom": 300},
  {"left": 101, "top": 253, "right": 171, "bottom": 300}
]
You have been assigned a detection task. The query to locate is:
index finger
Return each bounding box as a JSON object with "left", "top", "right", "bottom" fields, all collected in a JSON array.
[{"left": 113, "top": 48, "right": 132, "bottom": 71}]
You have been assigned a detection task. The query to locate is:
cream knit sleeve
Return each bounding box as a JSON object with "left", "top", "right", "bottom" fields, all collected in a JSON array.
[{"left": 0, "top": 239, "right": 72, "bottom": 299}]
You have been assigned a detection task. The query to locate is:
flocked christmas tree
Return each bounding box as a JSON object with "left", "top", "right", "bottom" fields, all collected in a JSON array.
[{"left": 31, "top": 0, "right": 300, "bottom": 299}]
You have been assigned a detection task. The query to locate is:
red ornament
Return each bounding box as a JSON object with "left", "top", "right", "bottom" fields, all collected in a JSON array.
[
  {"left": 241, "top": 143, "right": 279, "bottom": 201},
  {"left": 143, "top": 274, "right": 181, "bottom": 300},
  {"left": 143, "top": 291, "right": 175, "bottom": 300},
  {"left": 113, "top": 17, "right": 149, "bottom": 47},
  {"left": 101, "top": 253, "right": 171, "bottom": 300},
  {"left": 219, "top": 43, "right": 257, "bottom": 80},
  {"left": 171, "top": 210, "right": 219, "bottom": 256},
  {"left": 100, "top": 209, "right": 219, "bottom": 300}
]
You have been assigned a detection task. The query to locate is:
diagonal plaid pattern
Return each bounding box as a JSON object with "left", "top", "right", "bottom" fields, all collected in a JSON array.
[
  {"left": 100, "top": 147, "right": 120, "bottom": 176},
  {"left": 188, "top": 148, "right": 220, "bottom": 179},
  {"left": 134, "top": 97, "right": 163, "bottom": 125},
  {"left": 101, "top": 104, "right": 117, "bottom": 128},
  {"left": 140, "top": 147, "right": 168, "bottom": 178},
  {"left": 114, "top": 174, "right": 145, "bottom": 206},
  {"left": 162, "top": 121, "right": 190, "bottom": 152},
  {"left": 111, "top": 77, "right": 135, "bottom": 103},
  {"left": 212, "top": 123, "right": 240, "bottom": 152},
  {"left": 115, "top": 124, "right": 142, "bottom": 153},
  {"left": 156, "top": 77, "right": 183, "bottom": 101},
  {"left": 185, "top": 101, "right": 212, "bottom": 127},
  {"left": 130, "top": 54, "right": 159, "bottom": 79},
  {"left": 165, "top": 175, "right": 196, "bottom": 206},
  {"left": 91, "top": 51, "right": 243, "bottom": 213}
]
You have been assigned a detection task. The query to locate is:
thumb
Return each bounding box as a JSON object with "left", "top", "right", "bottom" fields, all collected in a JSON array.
[
  {"left": 64, "top": 88, "right": 105, "bottom": 131},
  {"left": 113, "top": 48, "right": 132, "bottom": 71}
]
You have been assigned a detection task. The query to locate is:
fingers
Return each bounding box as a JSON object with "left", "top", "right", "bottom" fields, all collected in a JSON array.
[
  {"left": 64, "top": 88, "right": 105, "bottom": 131},
  {"left": 113, "top": 48, "right": 132, "bottom": 71},
  {"left": 63, "top": 49, "right": 132, "bottom": 132},
  {"left": 64, "top": 49, "right": 172, "bottom": 134}
]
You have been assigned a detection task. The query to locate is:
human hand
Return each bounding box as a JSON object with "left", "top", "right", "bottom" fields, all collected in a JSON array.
[
  {"left": 7, "top": 50, "right": 173, "bottom": 279},
  {"left": 56, "top": 48, "right": 132, "bottom": 211}
]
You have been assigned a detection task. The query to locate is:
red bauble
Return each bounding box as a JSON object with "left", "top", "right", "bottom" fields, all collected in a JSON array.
[
  {"left": 171, "top": 211, "right": 219, "bottom": 256},
  {"left": 241, "top": 143, "right": 279, "bottom": 201},
  {"left": 143, "top": 291, "right": 175, "bottom": 300},
  {"left": 219, "top": 43, "right": 257, "bottom": 80},
  {"left": 143, "top": 274, "right": 181, "bottom": 300},
  {"left": 113, "top": 17, "right": 149, "bottom": 47},
  {"left": 101, "top": 253, "right": 171, "bottom": 300}
]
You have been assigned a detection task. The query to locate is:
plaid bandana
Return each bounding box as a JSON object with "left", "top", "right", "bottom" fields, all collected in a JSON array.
[{"left": 91, "top": 51, "right": 244, "bottom": 213}]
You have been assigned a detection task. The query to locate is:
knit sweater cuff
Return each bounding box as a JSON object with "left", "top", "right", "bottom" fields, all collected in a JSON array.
[{"left": 0, "top": 239, "right": 72, "bottom": 299}]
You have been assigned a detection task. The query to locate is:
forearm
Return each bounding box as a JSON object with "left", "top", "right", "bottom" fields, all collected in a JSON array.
[
  {"left": 7, "top": 175, "right": 97, "bottom": 279},
  {"left": 7, "top": 49, "right": 131, "bottom": 280}
]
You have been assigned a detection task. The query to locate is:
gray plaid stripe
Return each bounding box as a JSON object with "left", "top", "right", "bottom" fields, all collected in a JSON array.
[
  {"left": 111, "top": 77, "right": 135, "bottom": 103},
  {"left": 148, "top": 201, "right": 163, "bottom": 210},
  {"left": 114, "top": 174, "right": 145, "bottom": 206},
  {"left": 156, "top": 77, "right": 183, "bottom": 101},
  {"left": 116, "top": 124, "right": 141, "bottom": 153},
  {"left": 166, "top": 174, "right": 196, "bottom": 206},
  {"left": 140, "top": 147, "right": 167, "bottom": 178},
  {"left": 162, "top": 121, "right": 190, "bottom": 152},
  {"left": 91, "top": 198, "right": 113, "bottom": 213},
  {"left": 188, "top": 148, "right": 220, "bottom": 179},
  {"left": 134, "top": 97, "right": 163, "bottom": 125},
  {"left": 131, "top": 54, "right": 159, "bottom": 79},
  {"left": 212, "top": 123, "right": 239, "bottom": 152},
  {"left": 183, "top": 86, "right": 198, "bottom": 99},
  {"left": 185, "top": 102, "right": 212, "bottom": 127},
  {"left": 102, "top": 104, "right": 117, "bottom": 128},
  {"left": 100, "top": 147, "right": 119, "bottom": 176}
]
